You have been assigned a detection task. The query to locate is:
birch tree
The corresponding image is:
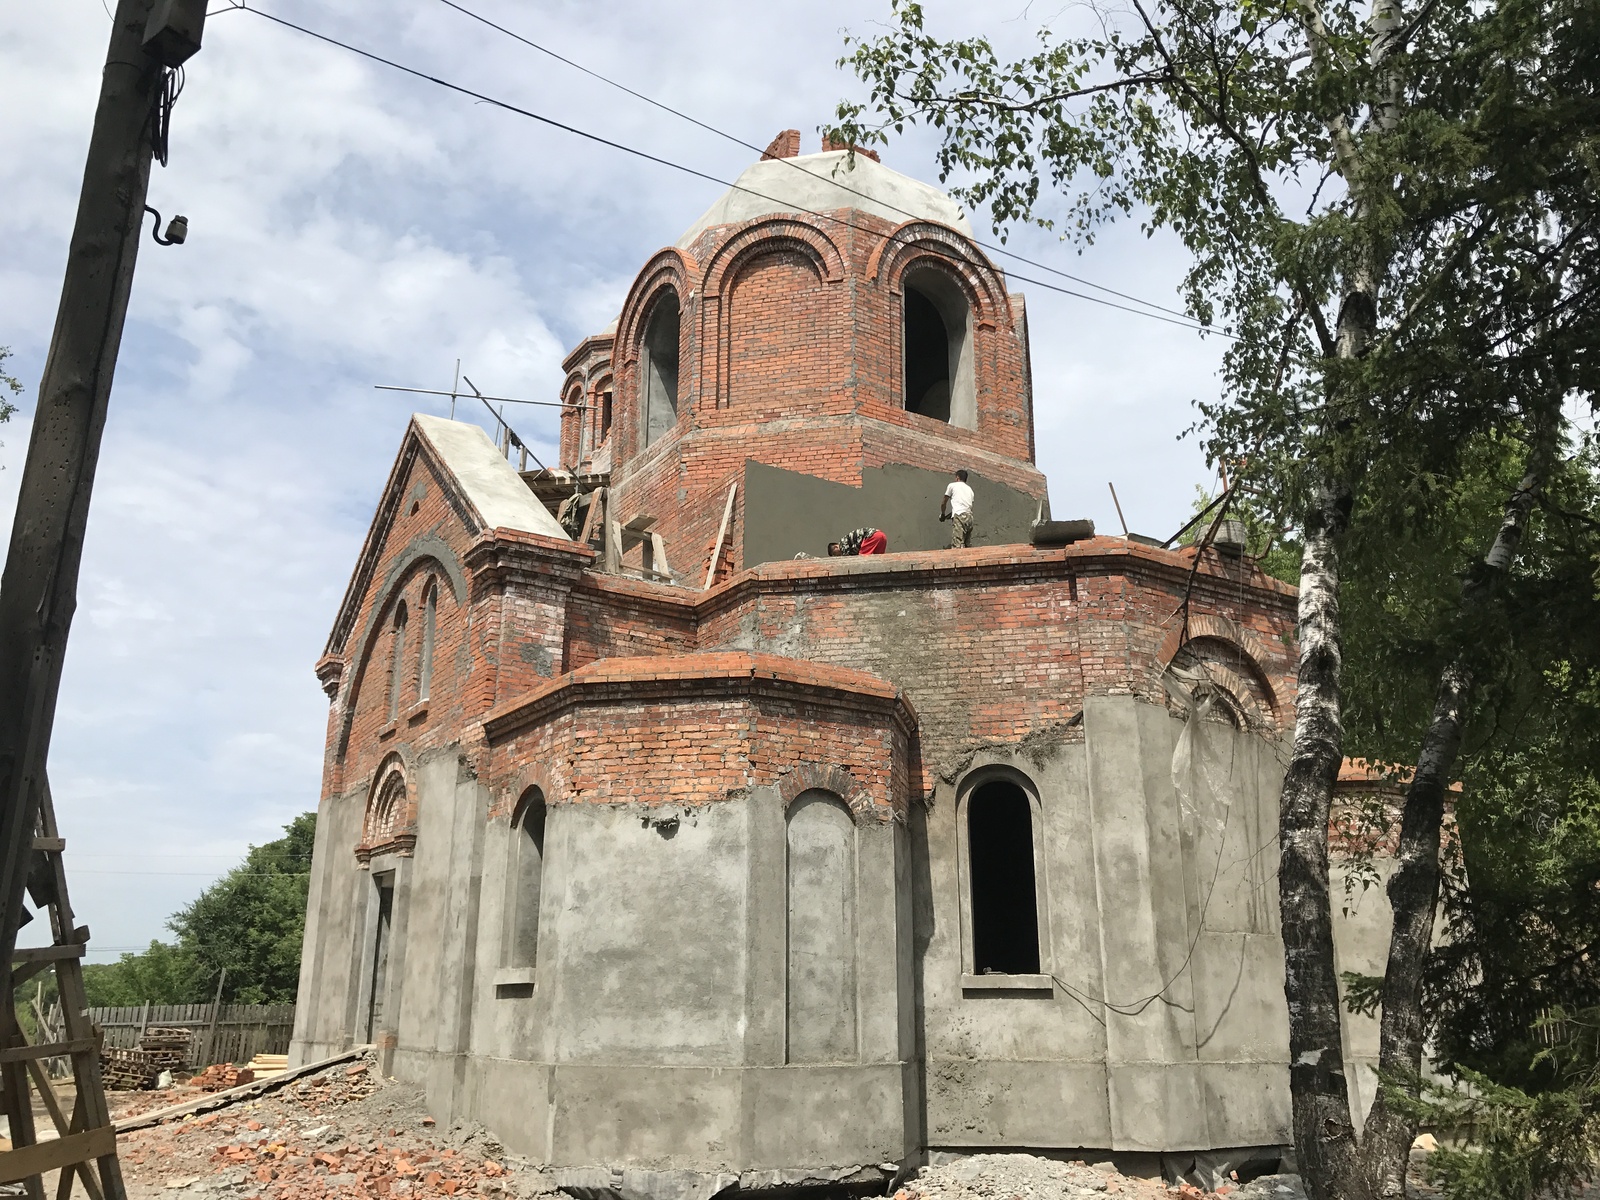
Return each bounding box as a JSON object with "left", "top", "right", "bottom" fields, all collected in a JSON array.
[{"left": 830, "top": 0, "right": 1599, "bottom": 1194}]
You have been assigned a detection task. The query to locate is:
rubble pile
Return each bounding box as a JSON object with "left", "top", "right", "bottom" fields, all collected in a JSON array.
[
  {"left": 111, "top": 1055, "right": 558, "bottom": 1200},
  {"left": 898, "top": 1153, "right": 1303, "bottom": 1200}
]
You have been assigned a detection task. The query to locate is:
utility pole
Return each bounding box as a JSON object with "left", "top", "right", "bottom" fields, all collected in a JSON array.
[{"left": 0, "top": 1, "right": 206, "bottom": 1193}]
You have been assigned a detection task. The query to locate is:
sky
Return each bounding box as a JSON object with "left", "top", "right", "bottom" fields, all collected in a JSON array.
[{"left": 0, "top": 0, "right": 1228, "bottom": 959}]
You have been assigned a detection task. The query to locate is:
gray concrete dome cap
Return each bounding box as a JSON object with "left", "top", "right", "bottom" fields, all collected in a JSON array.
[{"left": 676, "top": 150, "right": 974, "bottom": 248}]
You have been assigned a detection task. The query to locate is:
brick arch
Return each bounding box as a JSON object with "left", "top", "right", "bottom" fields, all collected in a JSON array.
[
  {"left": 1157, "top": 614, "right": 1292, "bottom": 716},
  {"left": 700, "top": 218, "right": 845, "bottom": 298},
  {"left": 777, "top": 763, "right": 888, "bottom": 824},
  {"left": 869, "top": 222, "right": 1009, "bottom": 329},
  {"left": 336, "top": 553, "right": 463, "bottom": 763},
  {"left": 560, "top": 374, "right": 586, "bottom": 467},
  {"left": 614, "top": 249, "right": 697, "bottom": 459},
  {"left": 359, "top": 752, "right": 417, "bottom": 861},
  {"left": 615, "top": 248, "right": 697, "bottom": 353},
  {"left": 699, "top": 220, "right": 848, "bottom": 410},
  {"left": 503, "top": 763, "right": 556, "bottom": 825}
]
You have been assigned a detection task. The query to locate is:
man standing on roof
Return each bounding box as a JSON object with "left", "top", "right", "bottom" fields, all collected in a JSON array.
[
  {"left": 828, "top": 527, "right": 888, "bottom": 556},
  {"left": 941, "top": 469, "right": 975, "bottom": 548}
]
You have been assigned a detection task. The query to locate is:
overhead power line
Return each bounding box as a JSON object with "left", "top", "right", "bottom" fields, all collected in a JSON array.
[
  {"left": 433, "top": 0, "right": 1203, "bottom": 327},
  {"left": 221, "top": 2, "right": 1230, "bottom": 338}
]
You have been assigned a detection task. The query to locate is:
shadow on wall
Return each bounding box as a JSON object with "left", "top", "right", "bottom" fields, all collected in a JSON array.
[{"left": 743, "top": 460, "right": 1045, "bottom": 566}]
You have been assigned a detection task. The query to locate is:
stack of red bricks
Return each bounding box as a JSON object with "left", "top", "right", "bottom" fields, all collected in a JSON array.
[{"left": 191, "top": 1062, "right": 255, "bottom": 1091}]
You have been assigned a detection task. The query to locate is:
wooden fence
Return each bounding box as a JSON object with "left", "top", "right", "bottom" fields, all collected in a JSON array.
[{"left": 88, "top": 1003, "right": 297, "bottom": 1068}]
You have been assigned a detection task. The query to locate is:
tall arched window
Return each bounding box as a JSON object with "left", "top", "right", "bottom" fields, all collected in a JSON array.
[
  {"left": 966, "top": 778, "right": 1042, "bottom": 975},
  {"left": 505, "top": 787, "right": 547, "bottom": 969},
  {"left": 386, "top": 602, "right": 408, "bottom": 723},
  {"left": 903, "top": 266, "right": 976, "bottom": 428},
  {"left": 417, "top": 582, "right": 437, "bottom": 702},
  {"left": 641, "top": 292, "right": 681, "bottom": 447}
]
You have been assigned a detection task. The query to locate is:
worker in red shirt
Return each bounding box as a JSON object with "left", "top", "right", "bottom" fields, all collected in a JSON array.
[{"left": 828, "top": 527, "right": 888, "bottom": 556}]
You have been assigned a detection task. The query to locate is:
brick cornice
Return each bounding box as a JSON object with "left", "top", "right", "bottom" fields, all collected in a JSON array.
[
  {"left": 562, "top": 537, "right": 1294, "bottom": 630},
  {"left": 482, "top": 651, "right": 917, "bottom": 743},
  {"left": 464, "top": 528, "right": 594, "bottom": 592}
]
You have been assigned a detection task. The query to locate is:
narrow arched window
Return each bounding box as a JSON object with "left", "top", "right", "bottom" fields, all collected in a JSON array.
[
  {"left": 967, "top": 778, "right": 1041, "bottom": 974},
  {"left": 600, "top": 389, "right": 614, "bottom": 442},
  {"left": 903, "top": 266, "right": 976, "bottom": 428},
  {"left": 505, "top": 788, "right": 547, "bottom": 969},
  {"left": 641, "top": 293, "right": 680, "bottom": 447},
  {"left": 417, "top": 582, "right": 437, "bottom": 702},
  {"left": 386, "top": 602, "right": 408, "bottom": 723}
]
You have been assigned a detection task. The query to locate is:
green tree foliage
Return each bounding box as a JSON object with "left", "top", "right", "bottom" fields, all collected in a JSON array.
[
  {"left": 0, "top": 344, "right": 21, "bottom": 429},
  {"left": 76, "top": 814, "right": 315, "bottom": 1008},
  {"left": 81, "top": 940, "right": 202, "bottom": 1008}
]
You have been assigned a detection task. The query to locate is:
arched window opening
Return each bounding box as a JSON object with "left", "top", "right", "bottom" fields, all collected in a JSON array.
[
  {"left": 641, "top": 293, "right": 681, "bottom": 447},
  {"left": 506, "top": 787, "right": 547, "bottom": 969},
  {"left": 903, "top": 266, "right": 976, "bottom": 428},
  {"left": 386, "top": 603, "right": 408, "bottom": 723},
  {"left": 417, "top": 582, "right": 437, "bottom": 702},
  {"left": 785, "top": 791, "right": 857, "bottom": 1063},
  {"left": 967, "top": 779, "right": 1041, "bottom": 975},
  {"left": 600, "top": 389, "right": 614, "bottom": 442}
]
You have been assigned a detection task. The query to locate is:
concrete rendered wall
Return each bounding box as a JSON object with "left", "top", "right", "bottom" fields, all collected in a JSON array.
[
  {"left": 742, "top": 460, "right": 1040, "bottom": 566},
  {"left": 295, "top": 772, "right": 920, "bottom": 1175},
  {"left": 917, "top": 695, "right": 1292, "bottom": 1153}
]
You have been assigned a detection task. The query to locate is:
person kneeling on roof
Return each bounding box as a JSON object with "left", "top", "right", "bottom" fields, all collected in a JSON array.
[{"left": 828, "top": 527, "right": 887, "bottom": 556}]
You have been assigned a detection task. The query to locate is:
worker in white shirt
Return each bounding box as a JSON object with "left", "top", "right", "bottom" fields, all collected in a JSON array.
[{"left": 941, "top": 468, "right": 976, "bottom": 548}]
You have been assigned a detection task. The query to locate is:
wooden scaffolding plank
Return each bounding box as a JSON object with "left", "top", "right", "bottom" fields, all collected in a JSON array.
[
  {"left": 0, "top": 1130, "right": 116, "bottom": 1187},
  {"left": 0, "top": 778, "right": 127, "bottom": 1200}
]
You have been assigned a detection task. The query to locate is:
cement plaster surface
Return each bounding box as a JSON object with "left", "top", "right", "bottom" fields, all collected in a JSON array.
[
  {"left": 676, "top": 151, "right": 974, "bottom": 248},
  {"left": 743, "top": 459, "right": 1041, "bottom": 565}
]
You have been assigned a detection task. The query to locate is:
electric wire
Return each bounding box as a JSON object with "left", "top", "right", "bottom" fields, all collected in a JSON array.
[
  {"left": 432, "top": 0, "right": 1204, "bottom": 328},
  {"left": 221, "top": 2, "right": 1232, "bottom": 338}
]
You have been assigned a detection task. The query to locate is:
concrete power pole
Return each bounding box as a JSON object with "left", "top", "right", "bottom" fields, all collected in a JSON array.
[{"left": 0, "top": 0, "right": 204, "bottom": 967}]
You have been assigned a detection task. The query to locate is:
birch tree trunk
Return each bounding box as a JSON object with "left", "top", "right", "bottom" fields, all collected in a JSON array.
[
  {"left": 1279, "top": 477, "right": 1363, "bottom": 1200},
  {"left": 1360, "top": 449, "right": 1552, "bottom": 1197}
]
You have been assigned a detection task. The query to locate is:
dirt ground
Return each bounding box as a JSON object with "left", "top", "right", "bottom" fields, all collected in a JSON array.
[
  {"left": 82, "top": 1062, "right": 1560, "bottom": 1200},
  {"left": 106, "top": 1054, "right": 557, "bottom": 1200}
]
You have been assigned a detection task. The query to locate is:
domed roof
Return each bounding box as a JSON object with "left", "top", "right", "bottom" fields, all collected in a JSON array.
[{"left": 676, "top": 150, "right": 973, "bottom": 248}]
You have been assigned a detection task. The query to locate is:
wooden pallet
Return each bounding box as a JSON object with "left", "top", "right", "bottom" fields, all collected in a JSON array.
[{"left": 0, "top": 779, "right": 126, "bottom": 1200}]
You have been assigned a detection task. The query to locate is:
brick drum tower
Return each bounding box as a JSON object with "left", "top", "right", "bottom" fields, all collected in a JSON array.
[{"left": 290, "top": 135, "right": 1384, "bottom": 1193}]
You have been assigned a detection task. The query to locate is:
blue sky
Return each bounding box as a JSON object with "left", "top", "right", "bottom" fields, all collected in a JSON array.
[{"left": 0, "top": 0, "right": 1227, "bottom": 958}]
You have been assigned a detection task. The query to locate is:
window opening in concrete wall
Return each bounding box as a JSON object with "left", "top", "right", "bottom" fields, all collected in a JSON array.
[
  {"left": 417, "top": 582, "right": 436, "bottom": 702},
  {"left": 386, "top": 602, "right": 408, "bottom": 723},
  {"left": 366, "top": 873, "right": 395, "bottom": 1041},
  {"left": 967, "top": 779, "right": 1042, "bottom": 974},
  {"left": 641, "top": 292, "right": 680, "bottom": 447},
  {"left": 785, "top": 790, "right": 857, "bottom": 1063},
  {"left": 505, "top": 787, "right": 547, "bottom": 969},
  {"left": 903, "top": 265, "right": 976, "bottom": 428}
]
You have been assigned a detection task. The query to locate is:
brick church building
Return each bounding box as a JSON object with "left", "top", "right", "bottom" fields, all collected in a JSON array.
[{"left": 290, "top": 135, "right": 1388, "bottom": 1192}]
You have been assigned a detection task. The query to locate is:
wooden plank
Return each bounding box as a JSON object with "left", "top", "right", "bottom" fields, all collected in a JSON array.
[
  {"left": 26, "top": 1060, "right": 104, "bottom": 1200},
  {"left": 115, "top": 1047, "right": 368, "bottom": 1133},
  {"left": 704, "top": 482, "right": 738, "bottom": 590},
  {"left": 11, "top": 946, "right": 83, "bottom": 964},
  {"left": 0, "top": 1127, "right": 116, "bottom": 1185},
  {"left": 0, "top": 1039, "right": 96, "bottom": 1064},
  {"left": 30, "top": 838, "right": 64, "bottom": 853}
]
